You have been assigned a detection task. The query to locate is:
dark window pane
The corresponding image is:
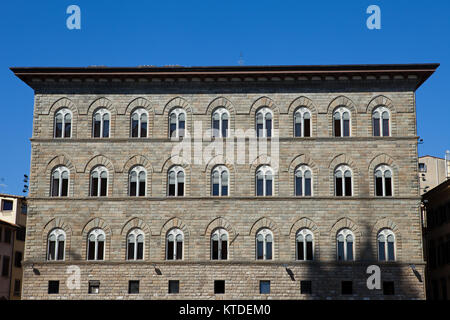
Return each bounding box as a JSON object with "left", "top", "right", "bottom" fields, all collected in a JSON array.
[
  {"left": 55, "top": 122, "right": 62, "bottom": 138},
  {"left": 257, "top": 240, "right": 264, "bottom": 260},
  {"left": 301, "top": 281, "right": 312, "bottom": 294},
  {"left": 48, "top": 241, "right": 56, "bottom": 260},
  {"left": 61, "top": 178, "right": 68, "bottom": 197},
  {"left": 178, "top": 120, "right": 185, "bottom": 137},
  {"left": 306, "top": 241, "right": 313, "bottom": 260},
  {"left": 177, "top": 182, "right": 184, "bottom": 196},
  {"left": 131, "top": 119, "right": 139, "bottom": 137},
  {"left": 382, "top": 119, "right": 390, "bottom": 136},
  {"left": 128, "top": 280, "right": 139, "bottom": 294},
  {"left": 295, "top": 177, "right": 302, "bottom": 196},
  {"left": 378, "top": 241, "right": 386, "bottom": 261},
  {"left": 127, "top": 242, "right": 135, "bottom": 260},
  {"left": 336, "top": 177, "right": 343, "bottom": 196},
  {"left": 52, "top": 178, "right": 59, "bottom": 197},
  {"left": 214, "top": 280, "right": 225, "bottom": 294},
  {"left": 266, "top": 119, "right": 272, "bottom": 137},
  {"left": 221, "top": 119, "right": 228, "bottom": 137},
  {"left": 344, "top": 177, "right": 352, "bottom": 196},
  {"left": 388, "top": 242, "right": 395, "bottom": 261},
  {"left": 334, "top": 119, "right": 341, "bottom": 137},
  {"left": 130, "top": 181, "right": 137, "bottom": 196},
  {"left": 141, "top": 122, "right": 147, "bottom": 138},
  {"left": 212, "top": 183, "right": 219, "bottom": 196},
  {"left": 48, "top": 281, "right": 59, "bottom": 294},
  {"left": 266, "top": 242, "right": 272, "bottom": 260},
  {"left": 305, "top": 178, "right": 311, "bottom": 196},
  {"left": 1, "top": 256, "right": 9, "bottom": 276},
  {"left": 221, "top": 241, "right": 228, "bottom": 260},
  {"left": 297, "top": 241, "right": 304, "bottom": 260},
  {"left": 337, "top": 241, "right": 344, "bottom": 260},
  {"left": 221, "top": 185, "right": 228, "bottom": 196},
  {"left": 373, "top": 118, "right": 380, "bottom": 136},
  {"left": 168, "top": 184, "right": 175, "bottom": 196},
  {"left": 87, "top": 241, "right": 95, "bottom": 260},
  {"left": 169, "top": 280, "right": 179, "bottom": 294},
  {"left": 295, "top": 123, "right": 301, "bottom": 137},
  {"left": 212, "top": 119, "right": 220, "bottom": 137},
  {"left": 57, "top": 241, "right": 64, "bottom": 260},
  {"left": 176, "top": 241, "right": 183, "bottom": 260},
  {"left": 100, "top": 177, "right": 107, "bottom": 196},
  {"left": 139, "top": 181, "right": 145, "bottom": 196},
  {"left": 260, "top": 281, "right": 270, "bottom": 294},
  {"left": 385, "top": 178, "right": 392, "bottom": 196},
  {"left": 342, "top": 281, "right": 353, "bottom": 295},
  {"left": 383, "top": 281, "right": 395, "bottom": 295},
  {"left": 347, "top": 242, "right": 353, "bottom": 261},
  {"left": 304, "top": 119, "right": 311, "bottom": 137},
  {"left": 64, "top": 122, "right": 71, "bottom": 138},
  {"left": 343, "top": 120, "right": 350, "bottom": 136},
  {"left": 256, "top": 178, "right": 264, "bottom": 196},
  {"left": 266, "top": 180, "right": 272, "bottom": 196},
  {"left": 97, "top": 241, "right": 104, "bottom": 260},
  {"left": 212, "top": 240, "right": 218, "bottom": 260},
  {"left": 102, "top": 120, "right": 109, "bottom": 138},
  {"left": 167, "top": 241, "right": 174, "bottom": 260},
  {"left": 94, "top": 120, "right": 101, "bottom": 137},
  {"left": 91, "top": 177, "right": 98, "bottom": 196},
  {"left": 376, "top": 177, "right": 383, "bottom": 196},
  {"left": 137, "top": 242, "right": 144, "bottom": 260},
  {"left": 170, "top": 123, "right": 176, "bottom": 138},
  {"left": 256, "top": 123, "right": 263, "bottom": 137}
]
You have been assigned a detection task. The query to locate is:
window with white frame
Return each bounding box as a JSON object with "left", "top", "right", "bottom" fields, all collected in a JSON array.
[
  {"left": 90, "top": 166, "right": 108, "bottom": 197},
  {"left": 168, "top": 166, "right": 185, "bottom": 196},
  {"left": 169, "top": 108, "right": 186, "bottom": 138},
  {"left": 333, "top": 107, "right": 351, "bottom": 137},
  {"left": 212, "top": 108, "right": 229, "bottom": 138},
  {"left": 375, "top": 165, "right": 393, "bottom": 197},
  {"left": 295, "top": 165, "right": 312, "bottom": 196},
  {"left": 337, "top": 229, "right": 354, "bottom": 261},
  {"left": 256, "top": 228, "right": 273, "bottom": 260},
  {"left": 334, "top": 165, "right": 352, "bottom": 197},
  {"left": 54, "top": 108, "right": 72, "bottom": 138},
  {"left": 211, "top": 165, "right": 229, "bottom": 196},
  {"left": 131, "top": 108, "right": 148, "bottom": 138},
  {"left": 87, "top": 229, "right": 105, "bottom": 261},
  {"left": 129, "top": 166, "right": 146, "bottom": 197},
  {"left": 47, "top": 229, "right": 65, "bottom": 261},
  {"left": 211, "top": 228, "right": 228, "bottom": 260},
  {"left": 294, "top": 107, "right": 311, "bottom": 137},
  {"left": 378, "top": 229, "right": 395, "bottom": 261},
  {"left": 296, "top": 229, "right": 313, "bottom": 261},
  {"left": 372, "top": 106, "right": 390, "bottom": 137},
  {"left": 51, "top": 166, "right": 69, "bottom": 197},
  {"left": 256, "top": 165, "right": 273, "bottom": 196},
  {"left": 256, "top": 107, "right": 273, "bottom": 138},
  {"left": 93, "top": 108, "right": 110, "bottom": 138},
  {"left": 127, "top": 228, "right": 144, "bottom": 260},
  {"left": 166, "top": 228, "right": 183, "bottom": 260}
]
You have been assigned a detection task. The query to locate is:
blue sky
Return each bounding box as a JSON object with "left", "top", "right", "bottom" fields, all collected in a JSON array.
[{"left": 0, "top": 0, "right": 449, "bottom": 195}]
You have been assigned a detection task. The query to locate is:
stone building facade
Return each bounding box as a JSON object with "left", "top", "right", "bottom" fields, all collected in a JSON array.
[
  {"left": 12, "top": 64, "right": 438, "bottom": 299},
  {"left": 418, "top": 155, "right": 450, "bottom": 194}
]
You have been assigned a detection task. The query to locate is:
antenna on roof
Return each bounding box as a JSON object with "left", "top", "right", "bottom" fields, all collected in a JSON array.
[{"left": 238, "top": 52, "right": 244, "bottom": 66}]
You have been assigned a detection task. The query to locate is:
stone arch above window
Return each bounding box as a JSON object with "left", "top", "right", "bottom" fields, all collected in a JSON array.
[
  {"left": 366, "top": 95, "right": 396, "bottom": 114},
  {"left": 80, "top": 218, "right": 111, "bottom": 261},
  {"left": 289, "top": 217, "right": 319, "bottom": 236},
  {"left": 249, "top": 217, "right": 279, "bottom": 237},
  {"left": 250, "top": 96, "right": 279, "bottom": 133},
  {"left": 327, "top": 96, "right": 357, "bottom": 137},
  {"left": 204, "top": 155, "right": 235, "bottom": 197},
  {"left": 160, "top": 156, "right": 191, "bottom": 197},
  {"left": 328, "top": 154, "right": 359, "bottom": 196},
  {"left": 159, "top": 217, "right": 190, "bottom": 260},
  {"left": 368, "top": 154, "right": 398, "bottom": 196},
  {"left": 123, "top": 155, "right": 153, "bottom": 174},
  {"left": 288, "top": 96, "right": 318, "bottom": 137},
  {"left": 287, "top": 154, "right": 318, "bottom": 196},
  {"left": 163, "top": 97, "right": 192, "bottom": 137},
  {"left": 84, "top": 155, "right": 115, "bottom": 174},
  {"left": 42, "top": 155, "right": 76, "bottom": 197},
  {"left": 87, "top": 98, "right": 116, "bottom": 138},
  {"left": 42, "top": 218, "right": 72, "bottom": 261},
  {"left": 203, "top": 217, "right": 236, "bottom": 239},
  {"left": 45, "top": 98, "right": 78, "bottom": 138},
  {"left": 372, "top": 217, "right": 402, "bottom": 260},
  {"left": 121, "top": 218, "right": 151, "bottom": 260},
  {"left": 330, "top": 217, "right": 361, "bottom": 260},
  {"left": 125, "top": 97, "right": 154, "bottom": 137}
]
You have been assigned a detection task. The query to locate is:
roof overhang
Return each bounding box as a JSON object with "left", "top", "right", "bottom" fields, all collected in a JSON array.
[{"left": 11, "top": 63, "right": 439, "bottom": 91}]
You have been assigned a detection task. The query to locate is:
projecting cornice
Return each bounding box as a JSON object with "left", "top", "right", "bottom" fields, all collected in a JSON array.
[{"left": 11, "top": 63, "right": 439, "bottom": 91}]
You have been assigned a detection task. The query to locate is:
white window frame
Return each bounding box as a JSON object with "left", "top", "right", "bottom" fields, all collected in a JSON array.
[
  {"left": 256, "top": 165, "right": 274, "bottom": 196},
  {"left": 211, "top": 228, "right": 229, "bottom": 260},
  {"left": 256, "top": 228, "right": 273, "bottom": 260},
  {"left": 377, "top": 229, "right": 396, "bottom": 261},
  {"left": 337, "top": 229, "right": 354, "bottom": 261},
  {"left": 256, "top": 107, "right": 273, "bottom": 138},
  {"left": 51, "top": 166, "right": 70, "bottom": 197},
  {"left": 130, "top": 108, "right": 149, "bottom": 138},
  {"left": 127, "top": 228, "right": 145, "bottom": 261},
  {"left": 293, "top": 107, "right": 311, "bottom": 137},
  {"left": 211, "top": 165, "right": 229, "bottom": 196},
  {"left": 372, "top": 106, "right": 391, "bottom": 137},
  {"left": 47, "top": 228, "right": 66, "bottom": 261},
  {"left": 333, "top": 107, "right": 351, "bottom": 137},
  {"left": 87, "top": 228, "right": 105, "bottom": 261},
  {"left": 92, "top": 108, "right": 110, "bottom": 138},
  {"left": 296, "top": 228, "right": 314, "bottom": 261},
  {"left": 90, "top": 166, "right": 108, "bottom": 197},
  {"left": 169, "top": 108, "right": 186, "bottom": 139},
  {"left": 374, "top": 164, "right": 393, "bottom": 197},
  {"left": 168, "top": 166, "right": 185, "bottom": 196},
  {"left": 129, "top": 166, "right": 147, "bottom": 196},
  {"left": 166, "top": 228, "right": 184, "bottom": 260},
  {"left": 212, "top": 108, "right": 230, "bottom": 138},
  {"left": 54, "top": 108, "right": 72, "bottom": 138},
  {"left": 334, "top": 165, "right": 353, "bottom": 196},
  {"left": 294, "top": 165, "right": 313, "bottom": 196}
]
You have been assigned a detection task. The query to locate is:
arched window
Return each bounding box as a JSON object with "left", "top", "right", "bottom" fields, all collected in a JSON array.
[
  {"left": 47, "top": 229, "right": 66, "bottom": 261},
  {"left": 337, "top": 229, "right": 354, "bottom": 261},
  {"left": 90, "top": 166, "right": 108, "bottom": 197},
  {"left": 54, "top": 108, "right": 72, "bottom": 138},
  {"left": 211, "top": 165, "right": 229, "bottom": 196},
  {"left": 296, "top": 229, "right": 313, "bottom": 261},
  {"left": 127, "top": 229, "right": 144, "bottom": 260},
  {"left": 169, "top": 108, "right": 186, "bottom": 138},
  {"left": 256, "top": 107, "right": 273, "bottom": 138},
  {"left": 256, "top": 228, "right": 273, "bottom": 260},
  {"left": 211, "top": 228, "right": 228, "bottom": 260},
  {"left": 294, "top": 107, "right": 311, "bottom": 137},
  {"left": 295, "top": 165, "right": 312, "bottom": 196},
  {"left": 256, "top": 165, "right": 273, "bottom": 196},
  {"left": 51, "top": 166, "right": 69, "bottom": 197},
  {"left": 93, "top": 108, "right": 110, "bottom": 138},
  {"left": 378, "top": 229, "right": 395, "bottom": 261},
  {"left": 168, "top": 166, "right": 185, "bottom": 196},
  {"left": 333, "top": 107, "right": 351, "bottom": 137},
  {"left": 131, "top": 108, "right": 148, "bottom": 138},
  {"left": 212, "top": 108, "right": 229, "bottom": 138},
  {"left": 166, "top": 228, "right": 183, "bottom": 260},
  {"left": 129, "top": 166, "right": 146, "bottom": 197},
  {"left": 334, "top": 165, "right": 352, "bottom": 197},
  {"left": 373, "top": 107, "right": 390, "bottom": 137},
  {"left": 87, "top": 229, "right": 105, "bottom": 261},
  {"left": 375, "top": 165, "right": 393, "bottom": 197}
]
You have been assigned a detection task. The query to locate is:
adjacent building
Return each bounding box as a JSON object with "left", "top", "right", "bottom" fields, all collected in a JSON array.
[
  {"left": 0, "top": 194, "right": 27, "bottom": 299},
  {"left": 12, "top": 63, "right": 438, "bottom": 299},
  {"left": 418, "top": 154, "right": 450, "bottom": 194}
]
